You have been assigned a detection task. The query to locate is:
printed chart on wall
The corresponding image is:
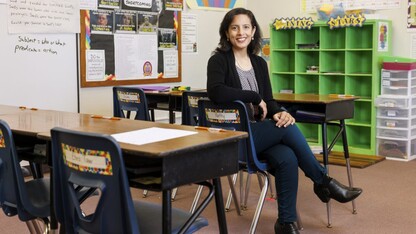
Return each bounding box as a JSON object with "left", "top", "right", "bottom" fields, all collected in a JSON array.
[
  {"left": 80, "top": 0, "right": 182, "bottom": 87},
  {"left": 300, "top": 0, "right": 400, "bottom": 13},
  {"left": 186, "top": 0, "right": 245, "bottom": 11},
  {"left": 408, "top": 0, "right": 416, "bottom": 31}
]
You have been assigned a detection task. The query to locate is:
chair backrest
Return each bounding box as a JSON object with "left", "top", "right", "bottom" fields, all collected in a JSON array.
[
  {"left": 51, "top": 127, "right": 139, "bottom": 233},
  {"left": 113, "top": 86, "right": 150, "bottom": 121},
  {"left": 181, "top": 91, "right": 208, "bottom": 126},
  {"left": 0, "top": 120, "right": 49, "bottom": 221},
  {"left": 197, "top": 100, "right": 268, "bottom": 174}
]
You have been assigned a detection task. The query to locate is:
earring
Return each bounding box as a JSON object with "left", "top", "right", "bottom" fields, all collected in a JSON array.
[{"left": 252, "top": 37, "right": 254, "bottom": 40}]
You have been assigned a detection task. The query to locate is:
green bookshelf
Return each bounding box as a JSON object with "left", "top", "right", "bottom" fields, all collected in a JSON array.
[{"left": 270, "top": 20, "right": 392, "bottom": 155}]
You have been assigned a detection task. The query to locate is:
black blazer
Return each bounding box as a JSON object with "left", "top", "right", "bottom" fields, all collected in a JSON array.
[{"left": 207, "top": 50, "right": 284, "bottom": 118}]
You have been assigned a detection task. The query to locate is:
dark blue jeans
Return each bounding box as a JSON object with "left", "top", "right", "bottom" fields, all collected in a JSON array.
[{"left": 250, "top": 119, "right": 327, "bottom": 223}]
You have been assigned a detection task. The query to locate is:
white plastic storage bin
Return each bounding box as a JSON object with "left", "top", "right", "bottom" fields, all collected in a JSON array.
[
  {"left": 377, "top": 107, "right": 416, "bottom": 118},
  {"left": 377, "top": 117, "right": 416, "bottom": 128},
  {"left": 377, "top": 127, "right": 416, "bottom": 139},
  {"left": 377, "top": 137, "right": 416, "bottom": 160},
  {"left": 381, "top": 69, "right": 416, "bottom": 96},
  {"left": 375, "top": 95, "right": 416, "bottom": 108}
]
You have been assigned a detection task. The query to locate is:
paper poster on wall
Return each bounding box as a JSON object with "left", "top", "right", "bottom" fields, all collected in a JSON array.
[
  {"left": 98, "top": 0, "right": 120, "bottom": 9},
  {"left": 186, "top": 0, "right": 244, "bottom": 11},
  {"left": 90, "top": 10, "right": 114, "bottom": 35},
  {"left": 163, "top": 50, "right": 178, "bottom": 78},
  {"left": 114, "top": 34, "right": 141, "bottom": 80},
  {"left": 0, "top": 0, "right": 6, "bottom": 4},
  {"left": 408, "top": 0, "right": 416, "bottom": 31},
  {"left": 86, "top": 50, "right": 106, "bottom": 81},
  {"left": 114, "top": 10, "right": 137, "bottom": 33},
  {"left": 165, "top": 0, "right": 183, "bottom": 11},
  {"left": 137, "top": 11, "right": 158, "bottom": 33},
  {"left": 8, "top": 0, "right": 80, "bottom": 34},
  {"left": 181, "top": 13, "right": 197, "bottom": 54},
  {"left": 158, "top": 28, "right": 177, "bottom": 49},
  {"left": 378, "top": 22, "right": 389, "bottom": 52},
  {"left": 80, "top": 0, "right": 97, "bottom": 10},
  {"left": 138, "top": 34, "right": 158, "bottom": 78}
]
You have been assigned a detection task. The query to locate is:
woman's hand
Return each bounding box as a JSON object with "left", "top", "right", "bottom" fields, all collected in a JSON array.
[{"left": 273, "top": 111, "right": 295, "bottom": 128}]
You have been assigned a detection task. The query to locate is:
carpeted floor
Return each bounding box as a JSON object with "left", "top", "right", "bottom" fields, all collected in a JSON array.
[{"left": 2, "top": 159, "right": 416, "bottom": 234}]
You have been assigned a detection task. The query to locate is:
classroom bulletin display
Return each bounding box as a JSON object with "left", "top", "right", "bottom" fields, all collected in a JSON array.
[{"left": 80, "top": 0, "right": 182, "bottom": 87}]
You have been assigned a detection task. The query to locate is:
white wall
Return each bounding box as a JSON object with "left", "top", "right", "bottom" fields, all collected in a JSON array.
[{"left": 80, "top": 1, "right": 412, "bottom": 117}]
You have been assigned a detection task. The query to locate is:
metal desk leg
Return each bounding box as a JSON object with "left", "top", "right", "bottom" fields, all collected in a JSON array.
[
  {"left": 46, "top": 141, "right": 58, "bottom": 233},
  {"left": 213, "top": 178, "right": 228, "bottom": 234},
  {"left": 321, "top": 123, "right": 332, "bottom": 228},
  {"left": 340, "top": 119, "right": 357, "bottom": 214},
  {"left": 162, "top": 189, "right": 172, "bottom": 234}
]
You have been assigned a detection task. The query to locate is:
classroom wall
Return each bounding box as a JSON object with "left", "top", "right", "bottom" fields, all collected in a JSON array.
[{"left": 79, "top": 1, "right": 412, "bottom": 118}]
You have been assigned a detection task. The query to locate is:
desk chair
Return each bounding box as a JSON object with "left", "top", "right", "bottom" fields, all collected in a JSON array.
[
  {"left": 0, "top": 120, "right": 50, "bottom": 234},
  {"left": 198, "top": 100, "right": 303, "bottom": 234},
  {"left": 181, "top": 91, "right": 241, "bottom": 215},
  {"left": 50, "top": 127, "right": 209, "bottom": 234},
  {"left": 113, "top": 86, "right": 151, "bottom": 121},
  {"left": 113, "top": 86, "right": 174, "bottom": 198}
]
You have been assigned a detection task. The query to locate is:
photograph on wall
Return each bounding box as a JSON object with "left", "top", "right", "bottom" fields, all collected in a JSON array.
[
  {"left": 121, "top": 0, "right": 162, "bottom": 13},
  {"left": 91, "top": 10, "right": 114, "bottom": 34},
  {"left": 114, "top": 10, "right": 137, "bottom": 33},
  {"left": 137, "top": 11, "right": 158, "bottom": 33},
  {"left": 98, "top": 0, "right": 121, "bottom": 9},
  {"left": 165, "top": 0, "right": 183, "bottom": 11},
  {"left": 158, "top": 28, "right": 177, "bottom": 49}
]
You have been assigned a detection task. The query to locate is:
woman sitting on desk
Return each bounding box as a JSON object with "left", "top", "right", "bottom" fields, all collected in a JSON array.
[{"left": 207, "top": 8, "right": 362, "bottom": 234}]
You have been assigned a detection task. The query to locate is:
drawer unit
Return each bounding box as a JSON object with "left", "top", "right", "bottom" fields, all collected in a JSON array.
[
  {"left": 377, "top": 117, "right": 416, "bottom": 128},
  {"left": 381, "top": 86, "right": 416, "bottom": 96},
  {"left": 381, "top": 69, "right": 416, "bottom": 79},
  {"left": 377, "top": 137, "right": 416, "bottom": 160},
  {"left": 375, "top": 95, "right": 416, "bottom": 108},
  {"left": 377, "top": 107, "right": 416, "bottom": 118},
  {"left": 377, "top": 127, "right": 416, "bottom": 139}
]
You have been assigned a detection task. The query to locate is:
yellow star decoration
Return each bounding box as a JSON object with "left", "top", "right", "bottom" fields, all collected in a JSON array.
[
  {"left": 327, "top": 14, "right": 366, "bottom": 30},
  {"left": 273, "top": 17, "right": 314, "bottom": 30}
]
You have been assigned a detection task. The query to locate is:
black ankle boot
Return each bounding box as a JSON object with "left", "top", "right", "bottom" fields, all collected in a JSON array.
[
  {"left": 314, "top": 176, "right": 362, "bottom": 203},
  {"left": 274, "top": 219, "right": 299, "bottom": 234}
]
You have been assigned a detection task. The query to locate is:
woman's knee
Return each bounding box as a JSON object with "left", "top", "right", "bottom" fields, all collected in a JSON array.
[{"left": 262, "top": 145, "right": 298, "bottom": 170}]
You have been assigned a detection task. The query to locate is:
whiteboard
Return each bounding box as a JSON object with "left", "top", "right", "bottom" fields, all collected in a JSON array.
[{"left": 0, "top": 4, "right": 78, "bottom": 112}]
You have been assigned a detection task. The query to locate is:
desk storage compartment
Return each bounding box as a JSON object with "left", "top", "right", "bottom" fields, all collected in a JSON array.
[
  {"left": 375, "top": 96, "right": 416, "bottom": 108},
  {"left": 377, "top": 117, "right": 416, "bottom": 128},
  {"left": 377, "top": 127, "right": 416, "bottom": 139},
  {"left": 377, "top": 107, "right": 416, "bottom": 118},
  {"left": 381, "top": 69, "right": 416, "bottom": 79},
  {"left": 377, "top": 138, "right": 416, "bottom": 159}
]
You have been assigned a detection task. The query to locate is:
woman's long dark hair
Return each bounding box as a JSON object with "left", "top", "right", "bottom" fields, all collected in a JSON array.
[{"left": 215, "top": 8, "right": 262, "bottom": 55}]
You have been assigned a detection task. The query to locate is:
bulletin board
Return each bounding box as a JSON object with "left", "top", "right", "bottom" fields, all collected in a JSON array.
[{"left": 80, "top": 0, "right": 182, "bottom": 88}]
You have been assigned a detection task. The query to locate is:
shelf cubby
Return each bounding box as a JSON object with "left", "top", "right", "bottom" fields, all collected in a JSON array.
[
  {"left": 295, "top": 27, "right": 320, "bottom": 48},
  {"left": 346, "top": 51, "right": 373, "bottom": 74},
  {"left": 320, "top": 75, "right": 345, "bottom": 95},
  {"left": 298, "top": 123, "right": 319, "bottom": 143},
  {"left": 295, "top": 75, "right": 319, "bottom": 94},
  {"left": 345, "top": 76, "right": 372, "bottom": 99},
  {"left": 295, "top": 51, "right": 319, "bottom": 73},
  {"left": 346, "top": 25, "right": 373, "bottom": 49},
  {"left": 271, "top": 29, "right": 295, "bottom": 49},
  {"left": 320, "top": 27, "right": 345, "bottom": 49},
  {"left": 352, "top": 101, "right": 372, "bottom": 125},
  {"left": 271, "top": 73, "right": 295, "bottom": 93},
  {"left": 320, "top": 51, "right": 345, "bottom": 73},
  {"left": 270, "top": 51, "right": 295, "bottom": 73}
]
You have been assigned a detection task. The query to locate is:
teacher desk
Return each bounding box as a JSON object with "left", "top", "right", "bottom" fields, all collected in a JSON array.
[
  {"left": 0, "top": 109, "right": 247, "bottom": 234},
  {"left": 273, "top": 93, "right": 358, "bottom": 227}
]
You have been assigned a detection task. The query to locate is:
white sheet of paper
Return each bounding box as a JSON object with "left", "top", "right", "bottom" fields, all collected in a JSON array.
[
  {"left": 111, "top": 127, "right": 197, "bottom": 145},
  {"left": 114, "top": 34, "right": 141, "bottom": 80}
]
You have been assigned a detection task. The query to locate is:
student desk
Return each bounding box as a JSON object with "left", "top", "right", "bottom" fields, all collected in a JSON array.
[
  {"left": 0, "top": 109, "right": 247, "bottom": 234},
  {"left": 145, "top": 89, "right": 205, "bottom": 124},
  {"left": 273, "top": 93, "right": 358, "bottom": 227}
]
